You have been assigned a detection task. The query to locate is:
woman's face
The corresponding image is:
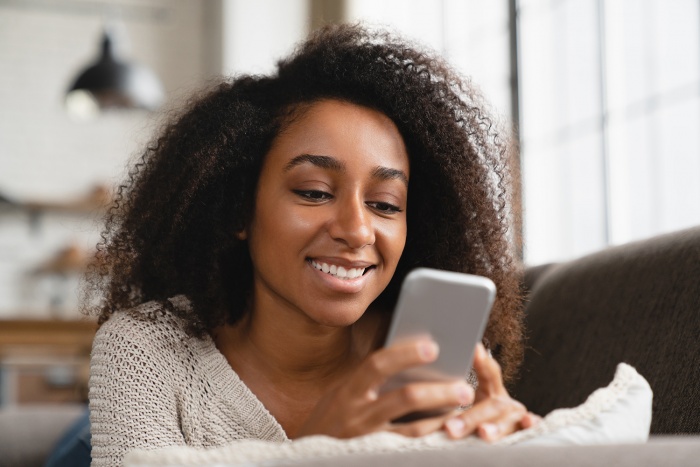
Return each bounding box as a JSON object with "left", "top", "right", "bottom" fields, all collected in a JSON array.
[{"left": 245, "top": 99, "right": 409, "bottom": 327}]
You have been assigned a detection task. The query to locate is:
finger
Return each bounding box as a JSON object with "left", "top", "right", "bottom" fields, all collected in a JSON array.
[
  {"left": 472, "top": 344, "right": 505, "bottom": 397},
  {"left": 476, "top": 404, "right": 528, "bottom": 441},
  {"left": 388, "top": 413, "right": 452, "bottom": 438},
  {"left": 444, "top": 396, "right": 524, "bottom": 439},
  {"left": 520, "top": 412, "right": 542, "bottom": 429},
  {"left": 348, "top": 338, "right": 439, "bottom": 398},
  {"left": 364, "top": 380, "right": 474, "bottom": 427}
]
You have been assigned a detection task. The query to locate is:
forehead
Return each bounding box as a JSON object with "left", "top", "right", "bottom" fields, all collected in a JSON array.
[{"left": 266, "top": 99, "right": 409, "bottom": 173}]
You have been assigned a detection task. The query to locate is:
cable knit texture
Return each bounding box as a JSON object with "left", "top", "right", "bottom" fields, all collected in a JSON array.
[{"left": 88, "top": 298, "right": 288, "bottom": 467}]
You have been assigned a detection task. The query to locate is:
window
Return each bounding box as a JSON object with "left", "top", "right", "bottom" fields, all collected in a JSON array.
[
  {"left": 348, "top": 0, "right": 700, "bottom": 264},
  {"left": 520, "top": 0, "right": 700, "bottom": 264}
]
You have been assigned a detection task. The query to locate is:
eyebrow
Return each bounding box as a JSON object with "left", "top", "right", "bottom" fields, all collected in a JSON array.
[
  {"left": 284, "top": 154, "right": 409, "bottom": 187},
  {"left": 371, "top": 166, "right": 409, "bottom": 186},
  {"left": 284, "top": 154, "right": 344, "bottom": 173}
]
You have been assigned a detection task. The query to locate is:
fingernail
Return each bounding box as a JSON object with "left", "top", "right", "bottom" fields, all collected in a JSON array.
[
  {"left": 480, "top": 423, "right": 499, "bottom": 440},
  {"left": 445, "top": 418, "right": 465, "bottom": 437},
  {"left": 475, "top": 343, "right": 485, "bottom": 359},
  {"left": 419, "top": 341, "right": 439, "bottom": 361},
  {"left": 454, "top": 383, "right": 474, "bottom": 405}
]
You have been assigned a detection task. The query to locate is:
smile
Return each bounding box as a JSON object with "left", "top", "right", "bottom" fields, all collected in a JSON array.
[{"left": 309, "top": 260, "right": 369, "bottom": 280}]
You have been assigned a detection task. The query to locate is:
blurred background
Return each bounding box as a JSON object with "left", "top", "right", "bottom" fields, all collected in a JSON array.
[{"left": 0, "top": 0, "right": 698, "bottom": 407}]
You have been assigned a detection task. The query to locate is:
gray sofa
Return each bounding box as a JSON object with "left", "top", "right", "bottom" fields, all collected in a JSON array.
[
  {"left": 2, "top": 227, "right": 699, "bottom": 466},
  {"left": 514, "top": 225, "right": 700, "bottom": 435}
]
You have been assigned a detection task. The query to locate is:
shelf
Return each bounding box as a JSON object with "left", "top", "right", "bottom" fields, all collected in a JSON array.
[
  {"left": 0, "top": 319, "right": 97, "bottom": 406},
  {"left": 0, "top": 319, "right": 96, "bottom": 350}
]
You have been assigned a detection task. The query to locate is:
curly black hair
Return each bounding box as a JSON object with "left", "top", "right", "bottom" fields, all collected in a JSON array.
[{"left": 85, "top": 24, "right": 524, "bottom": 383}]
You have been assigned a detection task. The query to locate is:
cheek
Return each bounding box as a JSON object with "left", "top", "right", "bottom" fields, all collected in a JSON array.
[
  {"left": 378, "top": 220, "right": 407, "bottom": 267},
  {"left": 249, "top": 200, "right": 320, "bottom": 253},
  {"left": 248, "top": 196, "right": 285, "bottom": 264},
  {"left": 269, "top": 206, "right": 322, "bottom": 249}
]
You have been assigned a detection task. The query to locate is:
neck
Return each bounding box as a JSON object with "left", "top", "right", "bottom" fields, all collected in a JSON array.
[
  {"left": 214, "top": 301, "right": 385, "bottom": 389},
  {"left": 212, "top": 295, "right": 389, "bottom": 438},
  {"left": 232, "top": 312, "right": 360, "bottom": 383}
]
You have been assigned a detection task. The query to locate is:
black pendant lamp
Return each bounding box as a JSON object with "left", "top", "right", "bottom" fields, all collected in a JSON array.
[{"left": 65, "top": 29, "right": 164, "bottom": 118}]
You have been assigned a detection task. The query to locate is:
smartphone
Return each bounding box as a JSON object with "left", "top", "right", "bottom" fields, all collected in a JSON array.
[{"left": 381, "top": 268, "right": 496, "bottom": 399}]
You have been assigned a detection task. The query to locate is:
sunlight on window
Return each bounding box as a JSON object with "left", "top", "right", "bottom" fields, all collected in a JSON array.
[{"left": 346, "top": 0, "right": 700, "bottom": 265}]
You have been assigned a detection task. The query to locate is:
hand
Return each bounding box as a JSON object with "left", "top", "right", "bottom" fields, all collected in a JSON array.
[
  {"left": 295, "top": 338, "right": 475, "bottom": 439},
  {"left": 443, "top": 343, "right": 540, "bottom": 441}
]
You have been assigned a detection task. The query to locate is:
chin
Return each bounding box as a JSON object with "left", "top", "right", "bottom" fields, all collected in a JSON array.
[
  {"left": 309, "top": 306, "right": 366, "bottom": 328},
  {"left": 315, "top": 316, "right": 362, "bottom": 328}
]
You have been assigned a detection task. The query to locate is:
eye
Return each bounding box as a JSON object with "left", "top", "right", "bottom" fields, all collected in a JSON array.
[
  {"left": 292, "top": 189, "right": 333, "bottom": 202},
  {"left": 367, "top": 201, "right": 403, "bottom": 214}
]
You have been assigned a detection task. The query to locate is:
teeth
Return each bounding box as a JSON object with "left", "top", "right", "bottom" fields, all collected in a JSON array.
[{"left": 311, "top": 260, "right": 366, "bottom": 280}]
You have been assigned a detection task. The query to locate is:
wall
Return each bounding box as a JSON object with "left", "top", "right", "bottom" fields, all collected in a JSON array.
[
  {"left": 221, "top": 0, "right": 309, "bottom": 75},
  {"left": 0, "top": 0, "right": 210, "bottom": 317},
  {"left": 346, "top": 0, "right": 513, "bottom": 120},
  {"left": 0, "top": 0, "right": 313, "bottom": 318}
]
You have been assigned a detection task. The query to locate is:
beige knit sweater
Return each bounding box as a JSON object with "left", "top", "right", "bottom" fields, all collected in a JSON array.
[{"left": 89, "top": 298, "right": 288, "bottom": 467}]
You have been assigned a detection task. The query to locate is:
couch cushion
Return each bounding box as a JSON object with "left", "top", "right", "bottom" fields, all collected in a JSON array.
[{"left": 513, "top": 226, "right": 700, "bottom": 434}]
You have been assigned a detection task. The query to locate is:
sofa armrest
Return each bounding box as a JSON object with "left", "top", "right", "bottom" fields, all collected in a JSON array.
[{"left": 289, "top": 436, "right": 700, "bottom": 467}]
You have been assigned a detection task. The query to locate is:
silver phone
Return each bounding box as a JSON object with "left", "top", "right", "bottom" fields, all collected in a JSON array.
[{"left": 381, "top": 268, "right": 496, "bottom": 397}]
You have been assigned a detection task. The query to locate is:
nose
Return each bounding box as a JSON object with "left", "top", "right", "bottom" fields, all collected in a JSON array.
[{"left": 328, "top": 195, "right": 375, "bottom": 249}]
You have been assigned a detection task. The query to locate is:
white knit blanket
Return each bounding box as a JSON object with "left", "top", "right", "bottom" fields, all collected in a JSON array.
[{"left": 125, "top": 363, "right": 652, "bottom": 466}]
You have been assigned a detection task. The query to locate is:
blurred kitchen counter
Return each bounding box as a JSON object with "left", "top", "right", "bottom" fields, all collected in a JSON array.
[{"left": 0, "top": 318, "right": 96, "bottom": 406}]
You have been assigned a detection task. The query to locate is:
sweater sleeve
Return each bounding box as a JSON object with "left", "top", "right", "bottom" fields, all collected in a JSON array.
[{"left": 89, "top": 312, "right": 187, "bottom": 467}]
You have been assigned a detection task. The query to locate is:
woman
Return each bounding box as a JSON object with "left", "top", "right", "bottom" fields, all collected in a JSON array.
[{"left": 87, "top": 24, "right": 532, "bottom": 466}]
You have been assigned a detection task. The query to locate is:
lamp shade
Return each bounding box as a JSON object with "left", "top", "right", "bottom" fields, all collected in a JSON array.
[{"left": 66, "top": 30, "right": 164, "bottom": 116}]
